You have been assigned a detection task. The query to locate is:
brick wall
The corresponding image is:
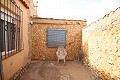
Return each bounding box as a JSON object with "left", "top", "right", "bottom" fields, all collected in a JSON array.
[
  {"left": 29, "top": 18, "right": 87, "bottom": 60},
  {"left": 82, "top": 7, "right": 120, "bottom": 79}
]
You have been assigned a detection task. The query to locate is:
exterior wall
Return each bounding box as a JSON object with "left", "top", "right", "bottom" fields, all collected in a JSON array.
[
  {"left": 25, "top": 0, "right": 36, "bottom": 17},
  {"left": 2, "top": 0, "right": 35, "bottom": 80},
  {"left": 29, "top": 18, "right": 87, "bottom": 60},
  {"left": 82, "top": 7, "right": 120, "bottom": 79}
]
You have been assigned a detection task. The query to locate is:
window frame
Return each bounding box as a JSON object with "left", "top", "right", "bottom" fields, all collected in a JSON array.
[{"left": 0, "top": 0, "right": 24, "bottom": 60}]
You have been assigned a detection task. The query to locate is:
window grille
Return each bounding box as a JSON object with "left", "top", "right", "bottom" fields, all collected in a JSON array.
[
  {"left": 0, "top": 0, "right": 23, "bottom": 60},
  {"left": 47, "top": 28, "right": 66, "bottom": 47}
]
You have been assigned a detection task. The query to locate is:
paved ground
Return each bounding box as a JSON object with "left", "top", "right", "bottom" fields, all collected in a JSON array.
[{"left": 20, "top": 61, "right": 92, "bottom": 80}]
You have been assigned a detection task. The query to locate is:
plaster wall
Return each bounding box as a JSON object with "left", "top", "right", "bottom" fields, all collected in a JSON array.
[{"left": 1, "top": 0, "right": 35, "bottom": 79}]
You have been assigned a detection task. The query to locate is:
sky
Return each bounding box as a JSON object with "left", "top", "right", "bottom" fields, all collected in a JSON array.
[{"left": 33, "top": 0, "right": 120, "bottom": 24}]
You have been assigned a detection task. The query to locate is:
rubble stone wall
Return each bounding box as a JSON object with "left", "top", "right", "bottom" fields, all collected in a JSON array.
[
  {"left": 29, "top": 19, "right": 87, "bottom": 60},
  {"left": 82, "top": 7, "right": 120, "bottom": 79}
]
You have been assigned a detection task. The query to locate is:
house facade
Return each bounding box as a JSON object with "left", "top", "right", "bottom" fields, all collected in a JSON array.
[{"left": 0, "top": 0, "right": 36, "bottom": 79}]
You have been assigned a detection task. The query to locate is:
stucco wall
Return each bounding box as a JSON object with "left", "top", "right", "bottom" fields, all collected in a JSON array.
[
  {"left": 26, "top": 0, "right": 36, "bottom": 17},
  {"left": 82, "top": 7, "right": 120, "bottom": 79},
  {"left": 29, "top": 19, "right": 87, "bottom": 60},
  {"left": 1, "top": 0, "right": 35, "bottom": 79}
]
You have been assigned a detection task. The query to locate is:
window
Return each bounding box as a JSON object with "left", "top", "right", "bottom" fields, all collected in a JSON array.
[
  {"left": 0, "top": 20, "right": 4, "bottom": 52},
  {"left": 47, "top": 28, "right": 66, "bottom": 47},
  {"left": 6, "top": 22, "right": 16, "bottom": 51},
  {"left": 0, "top": 0, "right": 23, "bottom": 59},
  {"left": 0, "top": 20, "right": 16, "bottom": 52}
]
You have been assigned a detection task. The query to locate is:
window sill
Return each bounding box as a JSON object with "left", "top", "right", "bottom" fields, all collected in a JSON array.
[{"left": 2, "top": 49, "right": 24, "bottom": 60}]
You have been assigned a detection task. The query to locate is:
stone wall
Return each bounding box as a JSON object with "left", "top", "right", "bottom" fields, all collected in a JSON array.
[
  {"left": 29, "top": 18, "right": 87, "bottom": 60},
  {"left": 82, "top": 7, "right": 120, "bottom": 79}
]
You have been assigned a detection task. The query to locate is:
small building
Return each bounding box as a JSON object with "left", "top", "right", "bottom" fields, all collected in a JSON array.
[{"left": 30, "top": 17, "right": 87, "bottom": 60}]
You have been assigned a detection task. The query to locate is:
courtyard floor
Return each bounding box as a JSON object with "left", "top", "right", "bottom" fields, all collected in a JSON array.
[{"left": 20, "top": 61, "right": 92, "bottom": 80}]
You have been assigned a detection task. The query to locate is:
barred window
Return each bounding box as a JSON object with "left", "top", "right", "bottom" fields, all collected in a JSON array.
[
  {"left": 0, "top": 20, "right": 4, "bottom": 52},
  {"left": 47, "top": 28, "right": 66, "bottom": 47},
  {"left": 0, "top": 0, "right": 23, "bottom": 60}
]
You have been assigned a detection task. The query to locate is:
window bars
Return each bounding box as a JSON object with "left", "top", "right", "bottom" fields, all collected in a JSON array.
[{"left": 0, "top": 0, "right": 23, "bottom": 60}]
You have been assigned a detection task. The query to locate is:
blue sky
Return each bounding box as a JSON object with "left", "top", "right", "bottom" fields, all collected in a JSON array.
[{"left": 34, "top": 0, "right": 120, "bottom": 24}]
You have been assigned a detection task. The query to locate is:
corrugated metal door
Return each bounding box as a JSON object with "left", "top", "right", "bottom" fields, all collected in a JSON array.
[{"left": 47, "top": 28, "right": 66, "bottom": 47}]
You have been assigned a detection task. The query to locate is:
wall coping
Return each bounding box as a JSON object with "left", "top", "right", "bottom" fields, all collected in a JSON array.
[{"left": 31, "top": 17, "right": 87, "bottom": 25}]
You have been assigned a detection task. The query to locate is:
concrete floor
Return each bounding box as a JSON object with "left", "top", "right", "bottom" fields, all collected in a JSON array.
[{"left": 20, "top": 61, "right": 92, "bottom": 80}]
